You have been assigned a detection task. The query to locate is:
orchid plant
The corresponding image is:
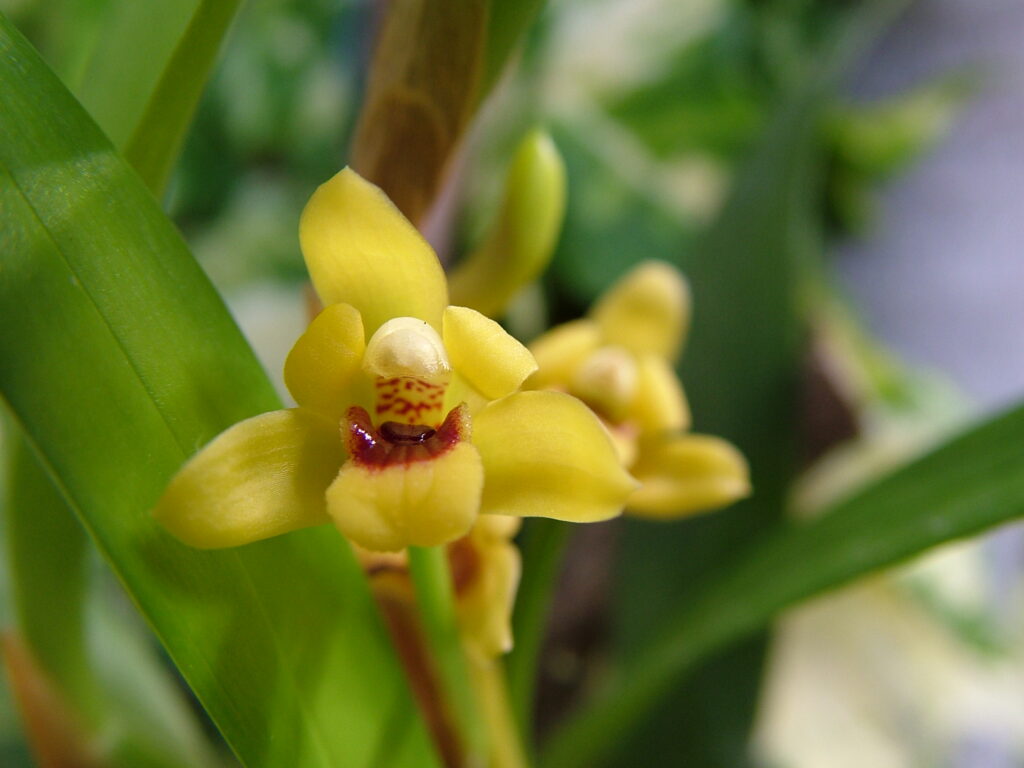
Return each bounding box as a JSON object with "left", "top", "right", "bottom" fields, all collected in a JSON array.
[{"left": 2, "top": 3, "right": 1021, "bottom": 768}]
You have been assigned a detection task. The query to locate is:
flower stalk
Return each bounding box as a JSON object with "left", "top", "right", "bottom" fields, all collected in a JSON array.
[{"left": 408, "top": 546, "right": 487, "bottom": 767}]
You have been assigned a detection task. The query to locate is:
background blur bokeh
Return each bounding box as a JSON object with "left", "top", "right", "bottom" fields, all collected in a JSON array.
[{"left": 2, "top": 0, "right": 1023, "bottom": 766}]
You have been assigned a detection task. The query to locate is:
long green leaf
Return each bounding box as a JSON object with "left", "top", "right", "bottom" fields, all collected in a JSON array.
[
  {"left": 121, "top": 0, "right": 244, "bottom": 193},
  {"left": 605, "top": 3, "right": 909, "bottom": 764},
  {"left": 4, "top": 427, "right": 96, "bottom": 718},
  {"left": 505, "top": 518, "right": 570, "bottom": 741},
  {"left": 542, "top": 399, "right": 1024, "bottom": 768},
  {"left": 0, "top": 17, "right": 437, "bottom": 768},
  {"left": 481, "top": 0, "right": 546, "bottom": 97},
  {"left": 40, "top": 0, "right": 243, "bottom": 193},
  {"left": 3, "top": 0, "right": 251, "bottom": 762},
  {"left": 604, "top": 39, "right": 817, "bottom": 768},
  {"left": 4, "top": 419, "right": 220, "bottom": 768}
]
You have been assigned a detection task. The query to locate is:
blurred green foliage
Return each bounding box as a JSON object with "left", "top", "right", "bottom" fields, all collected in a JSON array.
[{"left": 2, "top": 0, "right": 1006, "bottom": 767}]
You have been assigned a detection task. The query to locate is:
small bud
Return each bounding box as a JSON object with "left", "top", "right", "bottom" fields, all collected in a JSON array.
[{"left": 449, "top": 129, "right": 567, "bottom": 318}]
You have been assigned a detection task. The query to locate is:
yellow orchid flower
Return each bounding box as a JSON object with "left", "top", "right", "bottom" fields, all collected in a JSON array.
[
  {"left": 526, "top": 260, "right": 750, "bottom": 518},
  {"left": 155, "top": 168, "right": 636, "bottom": 553}
]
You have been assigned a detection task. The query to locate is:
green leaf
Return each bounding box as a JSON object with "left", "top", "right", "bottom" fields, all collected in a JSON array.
[
  {"left": 408, "top": 547, "right": 486, "bottom": 764},
  {"left": 121, "top": 0, "right": 244, "bottom": 194},
  {"left": 4, "top": 426, "right": 96, "bottom": 718},
  {"left": 604, "top": 33, "right": 824, "bottom": 768},
  {"left": 481, "top": 0, "right": 546, "bottom": 97},
  {"left": 31, "top": 0, "right": 243, "bottom": 194},
  {"left": 505, "top": 518, "right": 570, "bottom": 744},
  {"left": 542, "top": 399, "right": 1024, "bottom": 768},
  {"left": 4, "top": 420, "right": 220, "bottom": 768},
  {"left": 553, "top": 1, "right": 911, "bottom": 764},
  {"left": 0, "top": 17, "right": 437, "bottom": 768}
]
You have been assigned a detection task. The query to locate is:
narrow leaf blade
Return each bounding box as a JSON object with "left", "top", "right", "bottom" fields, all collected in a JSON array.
[
  {"left": 0, "top": 18, "right": 436, "bottom": 768},
  {"left": 542, "top": 400, "right": 1024, "bottom": 768}
]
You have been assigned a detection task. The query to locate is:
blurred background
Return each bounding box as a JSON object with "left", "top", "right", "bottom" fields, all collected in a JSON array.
[{"left": 2, "top": 0, "right": 1022, "bottom": 766}]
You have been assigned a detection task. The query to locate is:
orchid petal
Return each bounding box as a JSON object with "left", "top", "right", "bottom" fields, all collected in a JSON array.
[
  {"left": 326, "top": 443, "right": 484, "bottom": 552},
  {"left": 299, "top": 167, "right": 448, "bottom": 333},
  {"left": 630, "top": 354, "right": 691, "bottom": 432},
  {"left": 591, "top": 260, "right": 690, "bottom": 360},
  {"left": 473, "top": 391, "right": 637, "bottom": 523},
  {"left": 457, "top": 519, "right": 522, "bottom": 657},
  {"left": 154, "top": 409, "right": 342, "bottom": 548},
  {"left": 628, "top": 433, "right": 750, "bottom": 519},
  {"left": 284, "top": 303, "right": 368, "bottom": 422},
  {"left": 525, "top": 319, "right": 601, "bottom": 390},
  {"left": 443, "top": 306, "right": 537, "bottom": 401}
]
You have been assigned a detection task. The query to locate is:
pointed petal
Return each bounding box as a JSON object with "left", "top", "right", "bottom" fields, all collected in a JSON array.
[
  {"left": 327, "top": 443, "right": 484, "bottom": 552},
  {"left": 473, "top": 391, "right": 637, "bottom": 523},
  {"left": 154, "top": 409, "right": 342, "bottom": 548},
  {"left": 299, "top": 168, "right": 448, "bottom": 333},
  {"left": 443, "top": 306, "right": 537, "bottom": 401},
  {"left": 628, "top": 434, "right": 750, "bottom": 519},
  {"left": 591, "top": 261, "right": 690, "bottom": 360},
  {"left": 525, "top": 319, "right": 601, "bottom": 390},
  {"left": 456, "top": 524, "right": 521, "bottom": 657},
  {"left": 284, "top": 303, "right": 368, "bottom": 422},
  {"left": 630, "top": 354, "right": 691, "bottom": 432}
]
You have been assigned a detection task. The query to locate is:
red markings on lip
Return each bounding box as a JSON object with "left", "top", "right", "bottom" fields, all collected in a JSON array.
[
  {"left": 346, "top": 405, "right": 467, "bottom": 469},
  {"left": 373, "top": 376, "right": 446, "bottom": 421},
  {"left": 375, "top": 398, "right": 441, "bottom": 418}
]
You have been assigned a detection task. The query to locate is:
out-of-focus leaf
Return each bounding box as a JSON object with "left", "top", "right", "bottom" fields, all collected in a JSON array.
[
  {"left": 606, "top": 74, "right": 818, "bottom": 768},
  {"left": 0, "top": 18, "right": 438, "bottom": 768},
  {"left": 4, "top": 429, "right": 96, "bottom": 720},
  {"left": 4, "top": 425, "right": 220, "bottom": 768},
  {"left": 830, "top": 74, "right": 970, "bottom": 177},
  {"left": 10, "top": 0, "right": 114, "bottom": 87},
  {"left": 30, "top": 0, "right": 244, "bottom": 194},
  {"left": 13, "top": 0, "right": 247, "bottom": 201},
  {"left": 351, "top": 0, "right": 488, "bottom": 224},
  {"left": 121, "top": 0, "right": 244, "bottom": 193},
  {"left": 601, "top": 1, "right": 909, "bottom": 765},
  {"left": 606, "top": 35, "right": 767, "bottom": 161},
  {"left": 480, "top": 0, "right": 546, "bottom": 97},
  {"left": 505, "top": 518, "right": 570, "bottom": 741},
  {"left": 542, "top": 399, "right": 1024, "bottom": 768},
  {"left": 826, "top": 73, "right": 971, "bottom": 232}
]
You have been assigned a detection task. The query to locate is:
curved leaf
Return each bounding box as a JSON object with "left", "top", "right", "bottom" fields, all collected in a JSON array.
[
  {"left": 542, "top": 400, "right": 1024, "bottom": 768},
  {"left": 0, "top": 17, "right": 437, "bottom": 768}
]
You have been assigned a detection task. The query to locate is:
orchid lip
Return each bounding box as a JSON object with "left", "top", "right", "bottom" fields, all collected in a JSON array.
[{"left": 345, "top": 404, "right": 467, "bottom": 469}]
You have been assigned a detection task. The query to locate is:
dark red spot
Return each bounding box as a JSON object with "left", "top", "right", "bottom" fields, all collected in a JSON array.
[{"left": 346, "top": 405, "right": 467, "bottom": 469}]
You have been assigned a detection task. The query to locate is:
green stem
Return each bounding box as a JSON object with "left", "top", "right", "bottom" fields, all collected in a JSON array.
[
  {"left": 505, "top": 519, "right": 572, "bottom": 744},
  {"left": 408, "top": 546, "right": 487, "bottom": 765},
  {"left": 468, "top": 651, "right": 529, "bottom": 768}
]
